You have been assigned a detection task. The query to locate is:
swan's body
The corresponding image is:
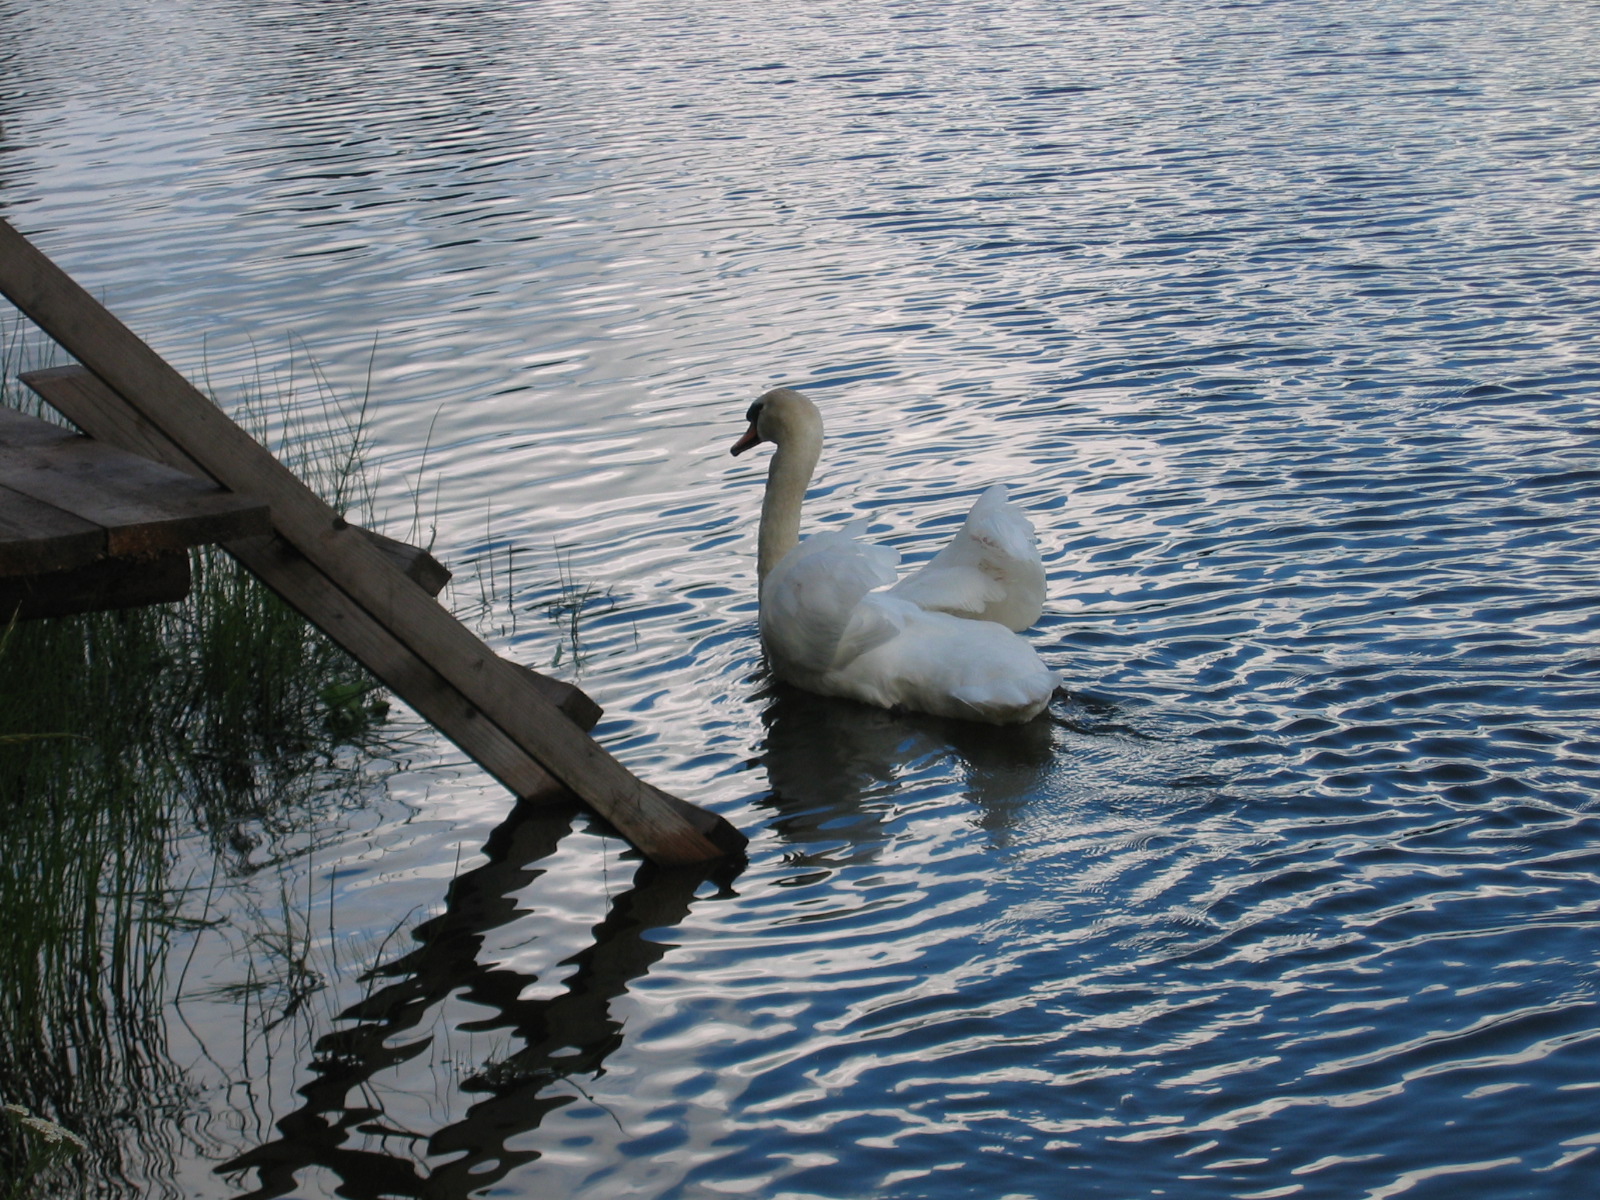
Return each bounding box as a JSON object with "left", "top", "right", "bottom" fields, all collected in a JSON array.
[{"left": 732, "top": 387, "right": 1057, "bottom": 725}]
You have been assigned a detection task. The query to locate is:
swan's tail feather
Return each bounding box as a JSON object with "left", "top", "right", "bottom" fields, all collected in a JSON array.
[
  {"left": 887, "top": 484, "right": 1047, "bottom": 632},
  {"left": 964, "top": 483, "right": 1041, "bottom": 566}
]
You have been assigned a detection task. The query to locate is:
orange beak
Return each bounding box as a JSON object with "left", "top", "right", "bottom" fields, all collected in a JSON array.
[{"left": 730, "top": 421, "right": 763, "bottom": 456}]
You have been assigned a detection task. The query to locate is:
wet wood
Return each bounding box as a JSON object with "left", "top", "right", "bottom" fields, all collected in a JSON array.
[{"left": 2, "top": 219, "right": 744, "bottom": 864}]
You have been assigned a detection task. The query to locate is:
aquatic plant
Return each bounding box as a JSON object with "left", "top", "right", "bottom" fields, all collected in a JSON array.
[
  {"left": 453, "top": 523, "right": 622, "bottom": 673},
  {"left": 541, "top": 547, "right": 619, "bottom": 670},
  {"left": 0, "top": 1103, "right": 86, "bottom": 1200},
  {"left": 0, "top": 315, "right": 397, "bottom": 1197}
]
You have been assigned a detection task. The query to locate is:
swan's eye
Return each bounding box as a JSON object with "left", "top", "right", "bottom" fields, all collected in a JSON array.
[{"left": 744, "top": 401, "right": 763, "bottom": 424}]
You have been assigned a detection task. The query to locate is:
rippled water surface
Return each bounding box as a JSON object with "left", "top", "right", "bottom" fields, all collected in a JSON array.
[{"left": 6, "top": 0, "right": 1600, "bottom": 1196}]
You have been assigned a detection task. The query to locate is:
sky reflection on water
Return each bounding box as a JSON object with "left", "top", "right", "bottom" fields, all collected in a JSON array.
[{"left": 4, "top": 0, "right": 1600, "bottom": 1196}]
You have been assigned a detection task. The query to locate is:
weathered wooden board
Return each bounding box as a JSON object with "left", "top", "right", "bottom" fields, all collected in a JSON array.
[
  {"left": 17, "top": 366, "right": 452, "bottom": 598},
  {"left": 0, "top": 480, "right": 104, "bottom": 576},
  {"left": 0, "top": 405, "right": 270, "bottom": 558},
  {"left": 2, "top": 219, "right": 744, "bottom": 864},
  {"left": 0, "top": 551, "right": 191, "bottom": 620}
]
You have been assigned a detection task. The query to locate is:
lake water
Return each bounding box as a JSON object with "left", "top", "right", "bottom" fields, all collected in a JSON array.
[{"left": 5, "top": 0, "right": 1600, "bottom": 1196}]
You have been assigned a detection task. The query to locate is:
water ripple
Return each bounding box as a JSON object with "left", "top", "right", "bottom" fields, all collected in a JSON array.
[{"left": 8, "top": 0, "right": 1600, "bottom": 1196}]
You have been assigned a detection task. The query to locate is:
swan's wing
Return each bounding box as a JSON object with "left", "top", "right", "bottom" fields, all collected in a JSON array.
[
  {"left": 831, "top": 591, "right": 912, "bottom": 670},
  {"left": 760, "top": 529, "right": 899, "bottom": 676},
  {"left": 888, "top": 484, "right": 1047, "bottom": 631},
  {"left": 885, "top": 563, "right": 1007, "bottom": 619},
  {"left": 829, "top": 603, "right": 1059, "bottom": 724}
]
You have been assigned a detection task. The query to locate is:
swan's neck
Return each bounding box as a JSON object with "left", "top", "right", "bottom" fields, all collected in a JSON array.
[{"left": 758, "top": 432, "right": 821, "bottom": 583}]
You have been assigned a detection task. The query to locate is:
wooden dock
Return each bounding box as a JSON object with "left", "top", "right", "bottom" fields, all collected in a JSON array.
[
  {"left": 0, "top": 405, "right": 269, "bottom": 618},
  {"left": 0, "top": 217, "right": 746, "bottom": 867}
]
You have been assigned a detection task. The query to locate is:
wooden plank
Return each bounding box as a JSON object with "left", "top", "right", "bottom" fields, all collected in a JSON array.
[
  {"left": 26, "top": 368, "right": 601, "bottom": 738},
  {"left": 227, "top": 531, "right": 573, "bottom": 801},
  {"left": 358, "top": 526, "right": 451, "bottom": 598},
  {"left": 1, "top": 236, "right": 743, "bottom": 864},
  {"left": 0, "top": 405, "right": 270, "bottom": 556},
  {"left": 1, "top": 551, "right": 190, "bottom": 620},
  {"left": 17, "top": 367, "right": 449, "bottom": 596},
  {"left": 0, "top": 481, "right": 105, "bottom": 575},
  {"left": 19, "top": 366, "right": 209, "bottom": 474}
]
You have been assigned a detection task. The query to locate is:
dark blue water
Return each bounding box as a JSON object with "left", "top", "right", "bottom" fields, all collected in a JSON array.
[{"left": 4, "top": 0, "right": 1600, "bottom": 1195}]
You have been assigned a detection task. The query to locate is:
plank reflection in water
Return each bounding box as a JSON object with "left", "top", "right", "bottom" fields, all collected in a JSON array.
[{"left": 219, "top": 798, "right": 725, "bottom": 1199}]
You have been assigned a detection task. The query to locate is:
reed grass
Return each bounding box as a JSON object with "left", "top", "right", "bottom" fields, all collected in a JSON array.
[
  {"left": 454, "top": 528, "right": 623, "bottom": 673},
  {"left": 1, "top": 1104, "right": 85, "bottom": 1200},
  {"left": 0, "top": 316, "right": 394, "bottom": 1198}
]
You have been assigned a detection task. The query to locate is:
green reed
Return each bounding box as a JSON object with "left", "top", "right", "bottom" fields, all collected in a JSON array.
[
  {"left": 0, "top": 320, "right": 391, "bottom": 1198},
  {"left": 1, "top": 1105, "right": 85, "bottom": 1200}
]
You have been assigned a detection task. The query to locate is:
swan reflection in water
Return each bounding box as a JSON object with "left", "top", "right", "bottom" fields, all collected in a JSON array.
[
  {"left": 753, "top": 682, "right": 1061, "bottom": 868},
  {"left": 219, "top": 796, "right": 729, "bottom": 1200}
]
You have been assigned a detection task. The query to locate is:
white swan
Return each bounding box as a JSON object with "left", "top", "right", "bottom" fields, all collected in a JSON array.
[{"left": 730, "top": 386, "right": 1058, "bottom": 725}]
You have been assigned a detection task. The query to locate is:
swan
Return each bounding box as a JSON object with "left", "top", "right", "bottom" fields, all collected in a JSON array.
[{"left": 730, "top": 386, "right": 1058, "bottom": 725}]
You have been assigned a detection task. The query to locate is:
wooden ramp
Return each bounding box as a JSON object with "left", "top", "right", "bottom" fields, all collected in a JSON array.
[{"left": 0, "top": 217, "right": 746, "bottom": 867}]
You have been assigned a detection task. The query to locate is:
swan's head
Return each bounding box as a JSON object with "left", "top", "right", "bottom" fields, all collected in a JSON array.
[{"left": 730, "top": 386, "right": 822, "bottom": 457}]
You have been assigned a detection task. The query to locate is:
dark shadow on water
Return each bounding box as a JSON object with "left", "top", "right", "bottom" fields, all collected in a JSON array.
[
  {"left": 755, "top": 683, "right": 1061, "bottom": 862},
  {"left": 218, "top": 793, "right": 725, "bottom": 1199}
]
